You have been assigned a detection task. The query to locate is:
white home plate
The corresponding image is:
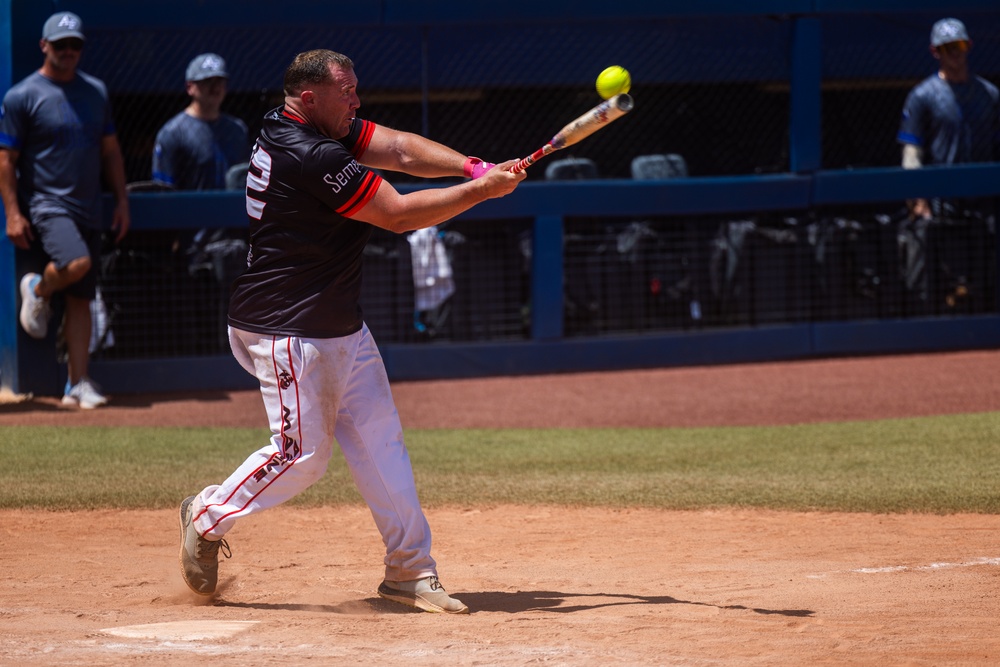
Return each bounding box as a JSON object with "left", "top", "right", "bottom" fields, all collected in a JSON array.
[{"left": 101, "top": 620, "right": 258, "bottom": 641}]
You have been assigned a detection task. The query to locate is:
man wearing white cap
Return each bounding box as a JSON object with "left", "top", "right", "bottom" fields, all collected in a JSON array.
[
  {"left": 152, "top": 53, "right": 249, "bottom": 190},
  {"left": 0, "top": 11, "right": 130, "bottom": 408},
  {"left": 898, "top": 17, "right": 1000, "bottom": 220}
]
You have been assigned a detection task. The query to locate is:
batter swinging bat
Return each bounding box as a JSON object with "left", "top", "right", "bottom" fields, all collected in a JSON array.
[{"left": 511, "top": 93, "right": 634, "bottom": 173}]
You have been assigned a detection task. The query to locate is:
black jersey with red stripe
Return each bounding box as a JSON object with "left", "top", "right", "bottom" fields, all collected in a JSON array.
[{"left": 228, "top": 106, "right": 383, "bottom": 338}]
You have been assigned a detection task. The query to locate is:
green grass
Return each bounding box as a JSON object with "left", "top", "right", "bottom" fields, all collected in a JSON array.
[{"left": 2, "top": 412, "right": 999, "bottom": 513}]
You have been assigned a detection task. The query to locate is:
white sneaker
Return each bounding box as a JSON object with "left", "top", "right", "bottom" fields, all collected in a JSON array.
[
  {"left": 19, "top": 273, "right": 51, "bottom": 339},
  {"left": 62, "top": 377, "right": 109, "bottom": 410},
  {"left": 378, "top": 576, "right": 469, "bottom": 614}
]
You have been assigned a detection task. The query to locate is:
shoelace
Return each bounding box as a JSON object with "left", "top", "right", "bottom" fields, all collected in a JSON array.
[
  {"left": 427, "top": 576, "right": 443, "bottom": 592},
  {"left": 197, "top": 536, "right": 232, "bottom": 561}
]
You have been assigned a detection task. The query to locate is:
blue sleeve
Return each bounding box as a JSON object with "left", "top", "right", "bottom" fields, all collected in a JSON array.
[
  {"left": 0, "top": 89, "right": 26, "bottom": 150},
  {"left": 152, "top": 125, "right": 178, "bottom": 185},
  {"left": 897, "top": 88, "right": 924, "bottom": 147}
]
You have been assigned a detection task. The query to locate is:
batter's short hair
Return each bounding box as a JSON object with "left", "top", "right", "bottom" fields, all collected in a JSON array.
[{"left": 283, "top": 49, "right": 354, "bottom": 96}]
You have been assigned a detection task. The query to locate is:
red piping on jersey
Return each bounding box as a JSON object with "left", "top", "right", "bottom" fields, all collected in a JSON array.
[
  {"left": 352, "top": 119, "right": 375, "bottom": 158},
  {"left": 197, "top": 335, "right": 304, "bottom": 537},
  {"left": 282, "top": 109, "right": 307, "bottom": 124},
  {"left": 339, "top": 171, "right": 382, "bottom": 218}
]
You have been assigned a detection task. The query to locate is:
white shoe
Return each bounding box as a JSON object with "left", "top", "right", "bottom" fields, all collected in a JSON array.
[
  {"left": 62, "top": 377, "right": 109, "bottom": 410},
  {"left": 19, "top": 273, "right": 51, "bottom": 339},
  {"left": 378, "top": 576, "right": 469, "bottom": 614}
]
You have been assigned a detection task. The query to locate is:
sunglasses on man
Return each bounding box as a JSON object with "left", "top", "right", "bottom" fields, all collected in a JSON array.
[
  {"left": 937, "top": 40, "right": 969, "bottom": 55},
  {"left": 49, "top": 38, "right": 84, "bottom": 52}
]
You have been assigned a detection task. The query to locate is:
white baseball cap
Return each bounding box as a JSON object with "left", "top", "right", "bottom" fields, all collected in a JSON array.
[{"left": 930, "top": 18, "right": 969, "bottom": 47}]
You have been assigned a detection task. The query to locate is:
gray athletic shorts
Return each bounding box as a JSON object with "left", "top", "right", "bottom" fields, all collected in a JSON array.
[{"left": 33, "top": 214, "right": 101, "bottom": 300}]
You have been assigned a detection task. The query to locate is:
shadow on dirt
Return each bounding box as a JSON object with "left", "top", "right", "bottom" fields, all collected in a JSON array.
[{"left": 217, "top": 591, "right": 814, "bottom": 617}]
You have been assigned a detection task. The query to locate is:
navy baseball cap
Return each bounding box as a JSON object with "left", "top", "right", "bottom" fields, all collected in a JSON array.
[
  {"left": 42, "top": 12, "right": 85, "bottom": 42},
  {"left": 930, "top": 18, "right": 969, "bottom": 47},
  {"left": 186, "top": 53, "right": 229, "bottom": 82}
]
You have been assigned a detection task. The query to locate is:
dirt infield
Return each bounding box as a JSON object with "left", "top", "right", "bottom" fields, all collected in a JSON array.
[{"left": 2, "top": 350, "right": 1000, "bottom": 665}]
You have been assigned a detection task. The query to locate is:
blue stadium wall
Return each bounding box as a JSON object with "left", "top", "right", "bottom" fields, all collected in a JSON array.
[{"left": 2, "top": 0, "right": 999, "bottom": 395}]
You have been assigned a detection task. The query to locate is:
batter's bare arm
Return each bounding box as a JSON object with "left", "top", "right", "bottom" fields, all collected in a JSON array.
[
  {"left": 352, "top": 159, "right": 524, "bottom": 234},
  {"left": 361, "top": 125, "right": 470, "bottom": 178},
  {"left": 0, "top": 148, "right": 33, "bottom": 249}
]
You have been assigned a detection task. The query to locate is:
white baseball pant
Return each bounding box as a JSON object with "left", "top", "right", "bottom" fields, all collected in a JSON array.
[{"left": 192, "top": 323, "right": 437, "bottom": 582}]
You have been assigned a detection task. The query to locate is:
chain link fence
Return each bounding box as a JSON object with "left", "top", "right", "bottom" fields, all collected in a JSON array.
[{"left": 67, "top": 12, "right": 997, "bottom": 360}]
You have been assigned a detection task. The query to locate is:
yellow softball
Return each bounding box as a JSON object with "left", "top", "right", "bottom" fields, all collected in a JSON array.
[{"left": 596, "top": 66, "right": 631, "bottom": 100}]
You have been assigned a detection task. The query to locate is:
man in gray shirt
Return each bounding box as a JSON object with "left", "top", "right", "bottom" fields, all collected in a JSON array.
[
  {"left": 0, "top": 11, "right": 130, "bottom": 408},
  {"left": 152, "top": 53, "right": 250, "bottom": 349},
  {"left": 152, "top": 53, "right": 248, "bottom": 190},
  {"left": 898, "top": 17, "right": 1000, "bottom": 220}
]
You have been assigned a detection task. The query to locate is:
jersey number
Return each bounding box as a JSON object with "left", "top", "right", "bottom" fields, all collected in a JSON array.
[{"left": 247, "top": 143, "right": 272, "bottom": 220}]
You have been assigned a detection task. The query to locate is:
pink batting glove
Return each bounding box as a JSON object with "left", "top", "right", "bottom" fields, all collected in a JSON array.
[{"left": 463, "top": 156, "right": 496, "bottom": 180}]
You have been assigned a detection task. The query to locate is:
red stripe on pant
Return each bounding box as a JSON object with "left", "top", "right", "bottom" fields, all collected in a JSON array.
[{"left": 196, "top": 335, "right": 305, "bottom": 535}]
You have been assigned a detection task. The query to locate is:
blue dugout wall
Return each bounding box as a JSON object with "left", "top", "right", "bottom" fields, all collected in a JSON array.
[{"left": 2, "top": 0, "right": 999, "bottom": 394}]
